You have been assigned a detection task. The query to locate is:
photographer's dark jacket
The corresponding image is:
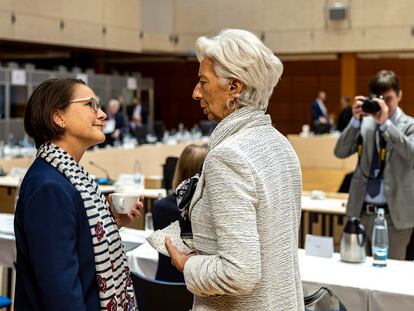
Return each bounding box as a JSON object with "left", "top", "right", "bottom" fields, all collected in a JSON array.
[{"left": 334, "top": 109, "right": 414, "bottom": 229}]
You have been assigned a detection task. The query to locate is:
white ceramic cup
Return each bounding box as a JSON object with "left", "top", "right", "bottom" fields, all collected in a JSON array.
[{"left": 111, "top": 192, "right": 140, "bottom": 214}]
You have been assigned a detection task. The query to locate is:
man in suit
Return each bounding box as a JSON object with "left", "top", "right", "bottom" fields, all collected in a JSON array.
[
  {"left": 334, "top": 70, "right": 414, "bottom": 260},
  {"left": 128, "top": 95, "right": 148, "bottom": 144},
  {"left": 311, "top": 91, "right": 331, "bottom": 134},
  {"left": 337, "top": 96, "right": 353, "bottom": 132}
]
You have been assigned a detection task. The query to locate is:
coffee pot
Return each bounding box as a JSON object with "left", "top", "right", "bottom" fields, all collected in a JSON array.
[{"left": 340, "top": 217, "right": 367, "bottom": 263}]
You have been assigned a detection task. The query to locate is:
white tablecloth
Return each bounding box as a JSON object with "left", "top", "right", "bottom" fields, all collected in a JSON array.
[
  {"left": 120, "top": 233, "right": 414, "bottom": 311},
  {"left": 3, "top": 215, "right": 414, "bottom": 310},
  {"left": 0, "top": 213, "right": 15, "bottom": 268},
  {"left": 299, "top": 249, "right": 414, "bottom": 311},
  {"left": 118, "top": 228, "right": 158, "bottom": 279}
]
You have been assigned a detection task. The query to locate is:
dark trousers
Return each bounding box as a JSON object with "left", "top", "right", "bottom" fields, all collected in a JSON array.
[{"left": 406, "top": 231, "right": 414, "bottom": 260}]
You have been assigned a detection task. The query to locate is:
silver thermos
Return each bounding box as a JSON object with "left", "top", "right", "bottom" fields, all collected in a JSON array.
[{"left": 340, "top": 217, "right": 367, "bottom": 263}]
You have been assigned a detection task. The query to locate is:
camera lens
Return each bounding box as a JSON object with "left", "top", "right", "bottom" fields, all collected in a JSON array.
[{"left": 362, "top": 97, "right": 381, "bottom": 114}]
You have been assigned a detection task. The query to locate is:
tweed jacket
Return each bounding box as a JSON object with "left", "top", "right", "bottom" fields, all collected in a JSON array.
[
  {"left": 183, "top": 107, "right": 304, "bottom": 311},
  {"left": 334, "top": 109, "right": 414, "bottom": 229}
]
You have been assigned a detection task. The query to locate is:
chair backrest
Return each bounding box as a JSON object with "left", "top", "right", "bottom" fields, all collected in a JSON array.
[
  {"left": 131, "top": 272, "right": 193, "bottom": 311},
  {"left": 0, "top": 296, "right": 12, "bottom": 308},
  {"left": 338, "top": 172, "right": 353, "bottom": 193},
  {"left": 162, "top": 156, "right": 178, "bottom": 193},
  {"left": 304, "top": 286, "right": 347, "bottom": 311}
]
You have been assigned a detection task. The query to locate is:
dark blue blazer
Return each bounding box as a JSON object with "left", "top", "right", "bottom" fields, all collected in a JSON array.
[
  {"left": 14, "top": 158, "right": 100, "bottom": 311},
  {"left": 152, "top": 195, "right": 184, "bottom": 282},
  {"left": 311, "top": 100, "right": 326, "bottom": 121}
]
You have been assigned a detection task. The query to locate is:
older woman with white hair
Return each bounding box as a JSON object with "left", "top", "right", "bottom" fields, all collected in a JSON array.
[{"left": 166, "top": 29, "right": 304, "bottom": 310}]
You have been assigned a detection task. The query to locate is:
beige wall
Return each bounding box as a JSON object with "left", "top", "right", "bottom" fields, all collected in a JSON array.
[
  {"left": 173, "top": 0, "right": 414, "bottom": 55},
  {"left": 0, "top": 0, "right": 141, "bottom": 52},
  {"left": 2, "top": 0, "right": 414, "bottom": 54}
]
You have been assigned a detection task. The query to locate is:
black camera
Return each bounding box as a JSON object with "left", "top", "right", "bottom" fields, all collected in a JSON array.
[{"left": 362, "top": 95, "right": 383, "bottom": 114}]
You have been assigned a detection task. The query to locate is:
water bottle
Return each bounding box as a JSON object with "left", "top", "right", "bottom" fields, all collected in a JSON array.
[
  {"left": 133, "top": 160, "right": 143, "bottom": 189},
  {"left": 372, "top": 208, "right": 389, "bottom": 267}
]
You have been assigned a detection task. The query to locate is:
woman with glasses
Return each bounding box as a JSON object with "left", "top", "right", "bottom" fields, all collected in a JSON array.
[{"left": 14, "top": 78, "right": 143, "bottom": 310}]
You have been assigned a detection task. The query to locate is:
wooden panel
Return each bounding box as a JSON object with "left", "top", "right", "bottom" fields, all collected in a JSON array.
[
  {"left": 15, "top": 0, "right": 62, "bottom": 18},
  {"left": 61, "top": 0, "right": 102, "bottom": 24},
  {"left": 288, "top": 134, "right": 357, "bottom": 170},
  {"left": 353, "top": 0, "right": 414, "bottom": 27},
  {"left": 0, "top": 142, "right": 204, "bottom": 180},
  {"left": 264, "top": 0, "right": 314, "bottom": 31},
  {"left": 141, "top": 32, "right": 173, "bottom": 52},
  {"left": 174, "top": 0, "right": 218, "bottom": 33},
  {"left": 104, "top": 0, "right": 140, "bottom": 28},
  {"left": 0, "top": 12, "right": 13, "bottom": 40},
  {"left": 104, "top": 26, "right": 141, "bottom": 53},
  {"left": 301, "top": 168, "right": 351, "bottom": 193},
  {"left": 60, "top": 19, "right": 103, "bottom": 48},
  {"left": 216, "top": 0, "right": 264, "bottom": 31},
  {"left": 0, "top": 187, "right": 17, "bottom": 214},
  {"left": 80, "top": 142, "right": 197, "bottom": 178},
  {"left": 13, "top": 14, "right": 61, "bottom": 45},
  {"left": 0, "top": 0, "right": 12, "bottom": 10},
  {"left": 174, "top": 33, "right": 201, "bottom": 53},
  {"left": 340, "top": 53, "right": 356, "bottom": 101}
]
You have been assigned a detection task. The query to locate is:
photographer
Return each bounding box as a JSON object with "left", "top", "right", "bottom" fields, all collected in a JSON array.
[{"left": 334, "top": 70, "right": 414, "bottom": 260}]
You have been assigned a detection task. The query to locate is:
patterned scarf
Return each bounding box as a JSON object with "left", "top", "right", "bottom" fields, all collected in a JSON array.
[{"left": 37, "top": 142, "right": 136, "bottom": 311}]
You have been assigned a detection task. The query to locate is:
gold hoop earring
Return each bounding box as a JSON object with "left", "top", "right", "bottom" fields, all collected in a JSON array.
[{"left": 226, "top": 99, "right": 236, "bottom": 111}]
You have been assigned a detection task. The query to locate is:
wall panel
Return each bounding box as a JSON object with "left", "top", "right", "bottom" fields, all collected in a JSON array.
[
  {"left": 62, "top": 0, "right": 103, "bottom": 24},
  {"left": 216, "top": 0, "right": 264, "bottom": 32},
  {"left": 14, "top": 0, "right": 62, "bottom": 18},
  {"left": 0, "top": 12, "right": 13, "bottom": 40},
  {"left": 104, "top": 26, "right": 141, "bottom": 52},
  {"left": 174, "top": 0, "right": 218, "bottom": 34},
  {"left": 104, "top": 0, "right": 139, "bottom": 29},
  {"left": 13, "top": 14, "right": 61, "bottom": 45}
]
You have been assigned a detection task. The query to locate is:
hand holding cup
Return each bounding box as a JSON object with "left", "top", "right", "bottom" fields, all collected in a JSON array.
[{"left": 108, "top": 192, "right": 144, "bottom": 228}]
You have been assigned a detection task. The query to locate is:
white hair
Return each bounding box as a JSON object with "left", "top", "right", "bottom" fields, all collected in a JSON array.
[
  {"left": 195, "top": 28, "right": 283, "bottom": 111},
  {"left": 108, "top": 99, "right": 120, "bottom": 109}
]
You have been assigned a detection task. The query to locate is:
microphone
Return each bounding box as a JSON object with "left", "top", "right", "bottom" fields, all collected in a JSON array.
[{"left": 89, "top": 160, "right": 113, "bottom": 185}]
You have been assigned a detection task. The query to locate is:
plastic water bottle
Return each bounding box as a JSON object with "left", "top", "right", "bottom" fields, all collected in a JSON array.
[
  {"left": 133, "top": 160, "right": 143, "bottom": 189},
  {"left": 372, "top": 208, "right": 389, "bottom": 267}
]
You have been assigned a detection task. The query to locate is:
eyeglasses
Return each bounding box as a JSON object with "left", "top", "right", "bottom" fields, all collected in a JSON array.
[{"left": 69, "top": 97, "right": 101, "bottom": 113}]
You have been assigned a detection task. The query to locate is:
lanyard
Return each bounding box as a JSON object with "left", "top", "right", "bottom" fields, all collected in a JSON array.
[{"left": 356, "top": 130, "right": 387, "bottom": 180}]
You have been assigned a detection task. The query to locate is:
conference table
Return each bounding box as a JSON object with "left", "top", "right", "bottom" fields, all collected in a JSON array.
[
  {"left": 0, "top": 176, "right": 166, "bottom": 197},
  {"left": 2, "top": 214, "right": 414, "bottom": 311},
  {"left": 0, "top": 175, "right": 166, "bottom": 221},
  {"left": 121, "top": 230, "right": 414, "bottom": 311}
]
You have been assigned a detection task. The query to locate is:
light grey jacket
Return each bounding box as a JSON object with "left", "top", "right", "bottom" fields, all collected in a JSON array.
[
  {"left": 184, "top": 107, "right": 304, "bottom": 311},
  {"left": 334, "top": 109, "right": 414, "bottom": 229}
]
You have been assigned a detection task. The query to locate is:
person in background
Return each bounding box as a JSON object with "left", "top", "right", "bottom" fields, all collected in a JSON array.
[
  {"left": 152, "top": 144, "right": 207, "bottom": 282},
  {"left": 128, "top": 95, "right": 148, "bottom": 144},
  {"left": 102, "top": 98, "right": 125, "bottom": 146},
  {"left": 129, "top": 95, "right": 148, "bottom": 129},
  {"left": 334, "top": 70, "right": 414, "bottom": 260},
  {"left": 311, "top": 91, "right": 331, "bottom": 134},
  {"left": 337, "top": 96, "right": 353, "bottom": 132},
  {"left": 14, "top": 78, "right": 143, "bottom": 310},
  {"left": 165, "top": 29, "right": 304, "bottom": 310}
]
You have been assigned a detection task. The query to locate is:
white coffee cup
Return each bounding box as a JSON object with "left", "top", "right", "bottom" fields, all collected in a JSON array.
[{"left": 111, "top": 192, "right": 140, "bottom": 214}]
